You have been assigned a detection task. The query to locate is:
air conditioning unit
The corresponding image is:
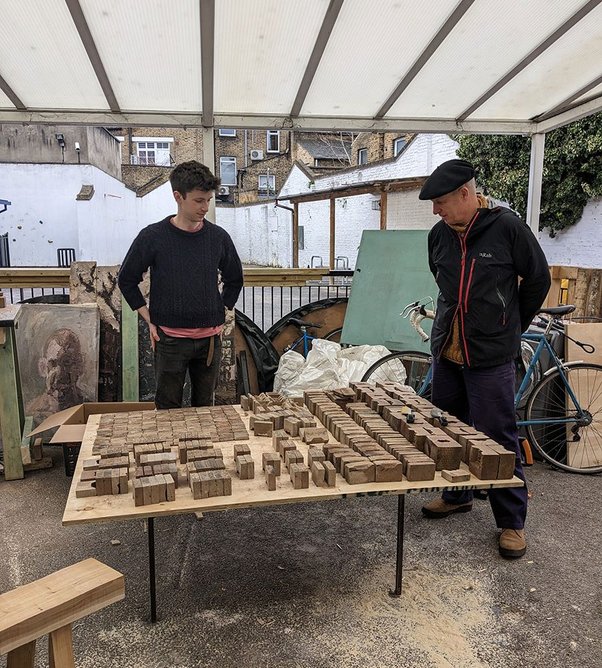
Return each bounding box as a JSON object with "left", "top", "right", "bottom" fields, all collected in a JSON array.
[
  {"left": 250, "top": 149, "right": 264, "bottom": 161},
  {"left": 129, "top": 154, "right": 140, "bottom": 165},
  {"left": 218, "top": 185, "right": 230, "bottom": 196}
]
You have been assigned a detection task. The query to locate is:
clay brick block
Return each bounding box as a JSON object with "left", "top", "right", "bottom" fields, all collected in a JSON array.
[
  {"left": 441, "top": 468, "right": 471, "bottom": 483},
  {"left": 469, "top": 445, "right": 499, "bottom": 480},
  {"left": 374, "top": 459, "right": 403, "bottom": 482},
  {"left": 340, "top": 455, "right": 369, "bottom": 477},
  {"left": 132, "top": 478, "right": 144, "bottom": 506},
  {"left": 236, "top": 454, "right": 255, "bottom": 479},
  {"left": 272, "top": 429, "right": 288, "bottom": 451},
  {"left": 301, "top": 427, "right": 329, "bottom": 445},
  {"left": 405, "top": 459, "right": 436, "bottom": 481},
  {"left": 489, "top": 445, "right": 516, "bottom": 479},
  {"left": 233, "top": 443, "right": 251, "bottom": 458},
  {"left": 75, "top": 481, "right": 96, "bottom": 498},
  {"left": 254, "top": 420, "right": 273, "bottom": 437},
  {"left": 322, "top": 460, "right": 336, "bottom": 487},
  {"left": 307, "top": 447, "right": 325, "bottom": 467},
  {"left": 283, "top": 416, "right": 301, "bottom": 437},
  {"left": 344, "top": 461, "right": 375, "bottom": 485},
  {"left": 289, "top": 463, "right": 310, "bottom": 489},
  {"left": 265, "top": 465, "right": 277, "bottom": 491},
  {"left": 426, "top": 436, "right": 463, "bottom": 471},
  {"left": 279, "top": 439, "right": 297, "bottom": 458},
  {"left": 240, "top": 395, "right": 250, "bottom": 411},
  {"left": 285, "top": 449, "right": 304, "bottom": 469},
  {"left": 262, "top": 452, "right": 281, "bottom": 475},
  {"left": 311, "top": 461, "right": 326, "bottom": 487}
]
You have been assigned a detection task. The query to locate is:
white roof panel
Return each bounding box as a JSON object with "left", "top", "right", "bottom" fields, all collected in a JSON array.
[
  {"left": 80, "top": 0, "right": 202, "bottom": 113},
  {"left": 300, "top": 0, "right": 459, "bottom": 117},
  {"left": 386, "top": 0, "right": 588, "bottom": 120},
  {"left": 473, "top": 3, "right": 602, "bottom": 120},
  {"left": 0, "top": 0, "right": 107, "bottom": 109},
  {"left": 214, "top": 0, "right": 328, "bottom": 115}
]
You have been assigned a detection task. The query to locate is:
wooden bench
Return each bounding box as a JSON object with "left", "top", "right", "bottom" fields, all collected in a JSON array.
[{"left": 0, "top": 558, "right": 125, "bottom": 667}]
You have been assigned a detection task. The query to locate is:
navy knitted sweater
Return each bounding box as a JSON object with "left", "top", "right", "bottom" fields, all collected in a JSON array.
[{"left": 118, "top": 216, "right": 243, "bottom": 328}]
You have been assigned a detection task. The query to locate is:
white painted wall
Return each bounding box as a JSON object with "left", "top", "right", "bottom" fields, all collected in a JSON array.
[{"left": 537, "top": 197, "right": 602, "bottom": 269}]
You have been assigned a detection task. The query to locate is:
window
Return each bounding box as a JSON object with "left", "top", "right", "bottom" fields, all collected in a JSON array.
[
  {"left": 393, "top": 137, "right": 407, "bottom": 156},
  {"left": 219, "top": 128, "right": 236, "bottom": 137},
  {"left": 133, "top": 137, "right": 173, "bottom": 166},
  {"left": 220, "top": 156, "right": 237, "bottom": 186},
  {"left": 357, "top": 148, "right": 368, "bottom": 165},
  {"left": 266, "top": 130, "right": 280, "bottom": 153},
  {"left": 258, "top": 174, "right": 276, "bottom": 195}
]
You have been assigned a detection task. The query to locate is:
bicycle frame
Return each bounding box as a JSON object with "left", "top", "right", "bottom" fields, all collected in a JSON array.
[
  {"left": 287, "top": 329, "right": 316, "bottom": 357},
  {"left": 515, "top": 331, "right": 585, "bottom": 427}
]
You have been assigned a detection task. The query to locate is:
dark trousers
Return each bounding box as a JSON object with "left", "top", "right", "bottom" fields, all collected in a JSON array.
[
  {"left": 154, "top": 330, "right": 221, "bottom": 409},
  {"left": 432, "top": 356, "right": 528, "bottom": 529}
]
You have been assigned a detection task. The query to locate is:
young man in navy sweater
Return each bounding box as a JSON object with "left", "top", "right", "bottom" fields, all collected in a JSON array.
[{"left": 118, "top": 161, "right": 243, "bottom": 409}]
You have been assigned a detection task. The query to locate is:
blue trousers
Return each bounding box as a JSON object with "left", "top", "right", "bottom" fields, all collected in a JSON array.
[{"left": 432, "top": 357, "right": 528, "bottom": 529}]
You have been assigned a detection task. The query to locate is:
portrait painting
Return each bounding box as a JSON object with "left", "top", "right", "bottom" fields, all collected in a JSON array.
[{"left": 15, "top": 304, "right": 100, "bottom": 427}]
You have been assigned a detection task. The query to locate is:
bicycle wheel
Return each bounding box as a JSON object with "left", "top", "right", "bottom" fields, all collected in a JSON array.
[
  {"left": 323, "top": 327, "right": 343, "bottom": 343},
  {"left": 525, "top": 363, "right": 602, "bottom": 474},
  {"left": 361, "top": 351, "right": 432, "bottom": 396}
]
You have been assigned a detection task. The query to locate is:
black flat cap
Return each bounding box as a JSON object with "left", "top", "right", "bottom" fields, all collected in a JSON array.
[{"left": 419, "top": 159, "right": 476, "bottom": 200}]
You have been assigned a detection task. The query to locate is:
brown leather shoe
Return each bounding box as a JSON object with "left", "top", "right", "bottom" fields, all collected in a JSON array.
[
  {"left": 421, "top": 497, "right": 473, "bottom": 519},
  {"left": 499, "top": 529, "right": 526, "bottom": 558}
]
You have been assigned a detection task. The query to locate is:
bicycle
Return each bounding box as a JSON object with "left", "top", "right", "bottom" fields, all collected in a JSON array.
[
  {"left": 282, "top": 317, "right": 343, "bottom": 357},
  {"left": 363, "top": 300, "right": 602, "bottom": 474}
]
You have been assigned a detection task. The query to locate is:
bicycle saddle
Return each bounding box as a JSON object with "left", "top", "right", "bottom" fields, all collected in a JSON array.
[
  {"left": 537, "top": 305, "right": 575, "bottom": 316},
  {"left": 287, "top": 317, "right": 322, "bottom": 328}
]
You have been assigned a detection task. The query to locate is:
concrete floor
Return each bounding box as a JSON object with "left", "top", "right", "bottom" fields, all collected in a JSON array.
[{"left": 1, "top": 449, "right": 600, "bottom": 668}]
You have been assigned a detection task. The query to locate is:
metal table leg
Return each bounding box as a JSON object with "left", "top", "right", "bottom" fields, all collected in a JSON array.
[
  {"left": 389, "top": 494, "right": 405, "bottom": 597},
  {"left": 147, "top": 517, "right": 157, "bottom": 622}
]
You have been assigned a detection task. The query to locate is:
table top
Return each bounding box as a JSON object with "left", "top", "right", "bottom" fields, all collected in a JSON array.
[{"left": 62, "top": 406, "right": 523, "bottom": 526}]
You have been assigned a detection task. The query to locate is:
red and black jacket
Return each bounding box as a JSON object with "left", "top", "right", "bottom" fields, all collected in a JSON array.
[{"left": 427, "top": 207, "right": 551, "bottom": 368}]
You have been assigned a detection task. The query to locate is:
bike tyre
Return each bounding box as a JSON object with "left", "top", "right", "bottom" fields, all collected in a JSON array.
[
  {"left": 525, "top": 363, "right": 602, "bottom": 474},
  {"left": 361, "top": 350, "right": 432, "bottom": 397}
]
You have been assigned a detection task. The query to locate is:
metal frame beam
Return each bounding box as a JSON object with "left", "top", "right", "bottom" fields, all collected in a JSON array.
[
  {"left": 64, "top": 0, "right": 120, "bottom": 112},
  {"left": 535, "top": 74, "right": 602, "bottom": 123},
  {"left": 200, "top": 0, "right": 215, "bottom": 127},
  {"left": 0, "top": 73, "right": 25, "bottom": 110},
  {"left": 526, "top": 133, "right": 545, "bottom": 234},
  {"left": 0, "top": 110, "right": 536, "bottom": 135},
  {"left": 535, "top": 95, "right": 602, "bottom": 133},
  {"left": 290, "top": 0, "right": 344, "bottom": 118},
  {"left": 457, "top": 0, "right": 602, "bottom": 122},
  {"left": 375, "top": 0, "right": 476, "bottom": 119}
]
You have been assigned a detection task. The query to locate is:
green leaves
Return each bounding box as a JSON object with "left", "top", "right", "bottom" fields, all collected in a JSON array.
[{"left": 457, "top": 113, "right": 602, "bottom": 234}]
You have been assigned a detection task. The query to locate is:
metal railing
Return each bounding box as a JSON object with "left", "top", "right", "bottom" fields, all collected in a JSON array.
[{"left": 0, "top": 267, "right": 352, "bottom": 332}]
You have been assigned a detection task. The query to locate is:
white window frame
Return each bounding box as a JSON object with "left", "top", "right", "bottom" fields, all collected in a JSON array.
[
  {"left": 393, "top": 137, "right": 407, "bottom": 157},
  {"left": 132, "top": 136, "right": 173, "bottom": 166},
  {"left": 258, "top": 174, "right": 276, "bottom": 194},
  {"left": 266, "top": 130, "right": 280, "bottom": 153},
  {"left": 357, "top": 148, "right": 368, "bottom": 165},
  {"left": 220, "top": 156, "right": 237, "bottom": 186},
  {"left": 219, "top": 128, "right": 237, "bottom": 137}
]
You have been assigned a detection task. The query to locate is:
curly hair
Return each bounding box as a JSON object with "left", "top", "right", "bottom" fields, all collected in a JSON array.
[{"left": 169, "top": 161, "right": 220, "bottom": 196}]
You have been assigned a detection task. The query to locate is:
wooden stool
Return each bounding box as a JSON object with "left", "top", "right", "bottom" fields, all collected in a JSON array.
[{"left": 0, "top": 558, "right": 125, "bottom": 667}]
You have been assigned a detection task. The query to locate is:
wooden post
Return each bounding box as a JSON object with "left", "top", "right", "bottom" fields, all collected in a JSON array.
[
  {"left": 0, "top": 326, "right": 24, "bottom": 480},
  {"left": 121, "top": 294, "right": 139, "bottom": 401},
  {"left": 329, "top": 197, "right": 336, "bottom": 269},
  {"left": 380, "top": 191, "right": 388, "bottom": 230},
  {"left": 292, "top": 203, "right": 299, "bottom": 268}
]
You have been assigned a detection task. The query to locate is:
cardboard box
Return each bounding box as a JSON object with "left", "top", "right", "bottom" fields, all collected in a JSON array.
[{"left": 28, "top": 402, "right": 155, "bottom": 444}]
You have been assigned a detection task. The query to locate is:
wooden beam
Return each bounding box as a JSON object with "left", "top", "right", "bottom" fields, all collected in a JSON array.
[
  {"left": 329, "top": 198, "right": 336, "bottom": 269},
  {"left": 286, "top": 178, "right": 425, "bottom": 204},
  {"left": 120, "top": 294, "right": 139, "bottom": 402},
  {"left": 0, "top": 558, "right": 124, "bottom": 655},
  {"left": 0, "top": 327, "right": 24, "bottom": 480},
  {"left": 293, "top": 203, "right": 299, "bottom": 268},
  {"left": 380, "top": 191, "right": 388, "bottom": 230}
]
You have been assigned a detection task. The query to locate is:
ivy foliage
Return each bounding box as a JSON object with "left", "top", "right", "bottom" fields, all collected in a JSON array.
[{"left": 456, "top": 113, "right": 602, "bottom": 235}]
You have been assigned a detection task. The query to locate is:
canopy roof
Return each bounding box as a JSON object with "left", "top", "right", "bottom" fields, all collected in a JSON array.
[{"left": 1, "top": 0, "right": 601, "bottom": 135}]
